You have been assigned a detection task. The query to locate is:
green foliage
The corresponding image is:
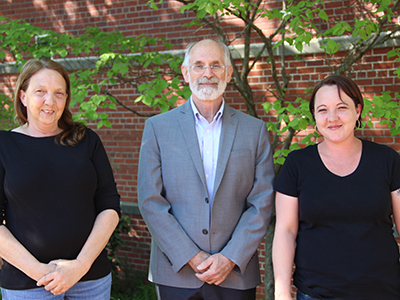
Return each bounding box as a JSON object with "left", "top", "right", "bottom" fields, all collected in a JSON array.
[
  {"left": 0, "top": 94, "right": 16, "bottom": 130},
  {"left": 0, "top": 17, "right": 186, "bottom": 128},
  {"left": 369, "top": 92, "right": 400, "bottom": 136},
  {"left": 107, "top": 215, "right": 132, "bottom": 280},
  {"left": 111, "top": 262, "right": 156, "bottom": 300},
  {"left": 147, "top": 0, "right": 400, "bottom": 167}
]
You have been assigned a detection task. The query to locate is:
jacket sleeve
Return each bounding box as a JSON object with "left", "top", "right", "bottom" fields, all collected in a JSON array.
[
  {"left": 219, "top": 122, "right": 275, "bottom": 275},
  {"left": 138, "top": 119, "right": 201, "bottom": 273}
]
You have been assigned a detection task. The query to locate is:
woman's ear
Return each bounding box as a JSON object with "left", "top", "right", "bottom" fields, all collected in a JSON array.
[
  {"left": 19, "top": 90, "right": 27, "bottom": 107},
  {"left": 356, "top": 103, "right": 362, "bottom": 119}
]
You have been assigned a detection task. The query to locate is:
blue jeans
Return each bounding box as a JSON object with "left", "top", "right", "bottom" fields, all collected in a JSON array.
[
  {"left": 297, "top": 289, "right": 321, "bottom": 300},
  {"left": 1, "top": 273, "right": 111, "bottom": 300}
]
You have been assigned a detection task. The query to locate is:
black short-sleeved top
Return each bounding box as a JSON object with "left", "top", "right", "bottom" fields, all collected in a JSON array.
[
  {"left": 274, "top": 140, "right": 400, "bottom": 300},
  {"left": 0, "top": 128, "right": 121, "bottom": 290}
]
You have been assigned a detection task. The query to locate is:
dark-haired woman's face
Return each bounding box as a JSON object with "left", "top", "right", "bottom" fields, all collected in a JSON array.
[
  {"left": 19, "top": 69, "right": 67, "bottom": 132},
  {"left": 314, "top": 85, "right": 361, "bottom": 144}
]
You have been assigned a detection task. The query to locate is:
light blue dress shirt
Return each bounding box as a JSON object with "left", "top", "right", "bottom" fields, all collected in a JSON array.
[{"left": 190, "top": 98, "right": 224, "bottom": 216}]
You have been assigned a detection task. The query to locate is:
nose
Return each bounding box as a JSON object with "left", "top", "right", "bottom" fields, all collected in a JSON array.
[
  {"left": 327, "top": 109, "right": 338, "bottom": 121},
  {"left": 202, "top": 66, "right": 214, "bottom": 78},
  {"left": 44, "top": 93, "right": 56, "bottom": 105}
]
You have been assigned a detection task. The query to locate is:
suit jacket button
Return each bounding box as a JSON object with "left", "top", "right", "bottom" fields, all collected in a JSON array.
[
  {"left": 202, "top": 229, "right": 208, "bottom": 235},
  {"left": 205, "top": 197, "right": 209, "bottom": 204}
]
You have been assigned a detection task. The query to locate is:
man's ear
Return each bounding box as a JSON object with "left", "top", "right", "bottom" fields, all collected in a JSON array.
[
  {"left": 226, "top": 65, "right": 233, "bottom": 83},
  {"left": 181, "top": 65, "right": 190, "bottom": 84}
]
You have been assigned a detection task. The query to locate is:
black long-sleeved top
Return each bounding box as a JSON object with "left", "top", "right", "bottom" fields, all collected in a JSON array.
[{"left": 0, "top": 128, "right": 121, "bottom": 290}]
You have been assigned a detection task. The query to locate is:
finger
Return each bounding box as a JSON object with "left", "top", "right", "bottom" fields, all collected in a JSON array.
[
  {"left": 196, "top": 269, "right": 218, "bottom": 284},
  {"left": 49, "top": 259, "right": 60, "bottom": 265},
  {"left": 195, "top": 271, "right": 211, "bottom": 282},
  {"left": 37, "top": 274, "right": 54, "bottom": 287},
  {"left": 213, "top": 274, "right": 229, "bottom": 286},
  {"left": 197, "top": 258, "right": 213, "bottom": 272},
  {"left": 51, "top": 287, "right": 65, "bottom": 296}
]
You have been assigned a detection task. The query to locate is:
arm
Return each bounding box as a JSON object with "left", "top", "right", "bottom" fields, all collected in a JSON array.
[
  {"left": 37, "top": 209, "right": 119, "bottom": 295},
  {"left": 391, "top": 188, "right": 400, "bottom": 239},
  {"left": 0, "top": 225, "right": 56, "bottom": 281},
  {"left": 138, "top": 119, "right": 204, "bottom": 272},
  {"left": 219, "top": 124, "right": 274, "bottom": 273},
  {"left": 198, "top": 123, "right": 274, "bottom": 284},
  {"left": 272, "top": 192, "right": 299, "bottom": 300},
  {"left": 0, "top": 150, "right": 55, "bottom": 282}
]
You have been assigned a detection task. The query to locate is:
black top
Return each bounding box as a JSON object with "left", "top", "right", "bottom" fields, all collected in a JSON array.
[
  {"left": 274, "top": 140, "right": 400, "bottom": 300},
  {"left": 0, "top": 128, "right": 121, "bottom": 290}
]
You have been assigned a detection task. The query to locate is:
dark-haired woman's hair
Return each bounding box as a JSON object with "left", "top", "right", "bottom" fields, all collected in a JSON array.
[
  {"left": 309, "top": 74, "right": 364, "bottom": 124},
  {"left": 14, "top": 58, "right": 86, "bottom": 146}
]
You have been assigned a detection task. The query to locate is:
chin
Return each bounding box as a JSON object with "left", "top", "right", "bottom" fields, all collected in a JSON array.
[{"left": 193, "top": 91, "right": 223, "bottom": 101}]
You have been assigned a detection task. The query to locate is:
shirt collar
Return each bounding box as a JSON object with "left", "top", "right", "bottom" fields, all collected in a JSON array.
[{"left": 190, "top": 96, "right": 225, "bottom": 124}]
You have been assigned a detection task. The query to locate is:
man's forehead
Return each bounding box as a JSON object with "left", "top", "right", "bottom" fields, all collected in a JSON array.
[{"left": 190, "top": 42, "right": 224, "bottom": 63}]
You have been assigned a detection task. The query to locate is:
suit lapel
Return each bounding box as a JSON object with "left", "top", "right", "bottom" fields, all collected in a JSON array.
[
  {"left": 213, "top": 105, "right": 238, "bottom": 198},
  {"left": 177, "top": 101, "right": 207, "bottom": 189}
]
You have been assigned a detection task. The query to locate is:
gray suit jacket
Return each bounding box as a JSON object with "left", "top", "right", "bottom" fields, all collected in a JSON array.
[{"left": 138, "top": 100, "right": 274, "bottom": 290}]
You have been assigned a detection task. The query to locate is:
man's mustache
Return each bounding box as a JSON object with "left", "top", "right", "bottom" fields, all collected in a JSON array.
[{"left": 197, "top": 77, "right": 219, "bottom": 84}]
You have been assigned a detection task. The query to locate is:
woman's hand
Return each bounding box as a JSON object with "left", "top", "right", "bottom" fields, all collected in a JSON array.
[
  {"left": 36, "top": 259, "right": 89, "bottom": 295},
  {"left": 31, "top": 263, "right": 56, "bottom": 282}
]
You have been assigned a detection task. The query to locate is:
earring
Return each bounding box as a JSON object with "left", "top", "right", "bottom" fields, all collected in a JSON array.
[
  {"left": 314, "top": 125, "right": 318, "bottom": 132},
  {"left": 355, "top": 120, "right": 361, "bottom": 129}
]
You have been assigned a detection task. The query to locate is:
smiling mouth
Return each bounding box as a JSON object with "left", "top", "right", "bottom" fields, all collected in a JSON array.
[{"left": 42, "top": 110, "right": 54, "bottom": 114}]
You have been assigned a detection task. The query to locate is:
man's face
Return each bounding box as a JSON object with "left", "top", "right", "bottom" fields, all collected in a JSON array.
[{"left": 182, "top": 40, "right": 233, "bottom": 101}]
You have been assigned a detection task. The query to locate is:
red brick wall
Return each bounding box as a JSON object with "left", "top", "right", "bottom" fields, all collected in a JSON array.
[{"left": 1, "top": 1, "right": 400, "bottom": 299}]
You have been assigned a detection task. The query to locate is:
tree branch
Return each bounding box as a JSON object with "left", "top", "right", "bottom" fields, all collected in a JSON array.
[{"left": 100, "top": 88, "right": 156, "bottom": 117}]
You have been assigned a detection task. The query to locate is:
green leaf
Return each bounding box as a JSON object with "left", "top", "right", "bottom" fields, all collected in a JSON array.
[
  {"left": 318, "top": 10, "right": 328, "bottom": 21},
  {"left": 91, "top": 84, "right": 101, "bottom": 93},
  {"left": 359, "top": 28, "right": 367, "bottom": 40}
]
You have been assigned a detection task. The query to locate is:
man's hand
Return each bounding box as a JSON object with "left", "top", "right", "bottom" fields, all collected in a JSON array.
[
  {"left": 195, "top": 253, "right": 235, "bottom": 285},
  {"left": 36, "top": 259, "right": 89, "bottom": 295},
  {"left": 188, "top": 250, "right": 210, "bottom": 273}
]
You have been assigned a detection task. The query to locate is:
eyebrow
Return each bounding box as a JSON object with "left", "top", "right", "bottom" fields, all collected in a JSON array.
[
  {"left": 193, "top": 60, "right": 221, "bottom": 64},
  {"left": 316, "top": 102, "right": 349, "bottom": 109}
]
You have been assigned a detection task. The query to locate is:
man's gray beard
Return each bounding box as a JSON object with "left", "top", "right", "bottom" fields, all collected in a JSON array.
[{"left": 189, "top": 76, "right": 227, "bottom": 101}]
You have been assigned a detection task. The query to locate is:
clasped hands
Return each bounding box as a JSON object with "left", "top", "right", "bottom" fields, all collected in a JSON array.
[
  {"left": 35, "top": 259, "right": 89, "bottom": 295},
  {"left": 188, "top": 251, "right": 236, "bottom": 286}
]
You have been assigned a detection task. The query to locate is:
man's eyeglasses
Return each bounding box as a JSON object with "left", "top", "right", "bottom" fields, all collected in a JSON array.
[{"left": 190, "top": 64, "right": 226, "bottom": 74}]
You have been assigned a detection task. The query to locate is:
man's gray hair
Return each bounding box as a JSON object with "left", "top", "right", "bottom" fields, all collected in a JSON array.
[{"left": 182, "top": 39, "right": 231, "bottom": 67}]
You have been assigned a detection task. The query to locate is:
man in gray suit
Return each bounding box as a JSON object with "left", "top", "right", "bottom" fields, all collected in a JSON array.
[{"left": 138, "top": 39, "right": 274, "bottom": 300}]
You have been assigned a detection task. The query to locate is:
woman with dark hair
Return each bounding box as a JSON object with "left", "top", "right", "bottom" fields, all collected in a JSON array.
[
  {"left": 273, "top": 74, "right": 400, "bottom": 300},
  {"left": 0, "top": 58, "right": 121, "bottom": 299}
]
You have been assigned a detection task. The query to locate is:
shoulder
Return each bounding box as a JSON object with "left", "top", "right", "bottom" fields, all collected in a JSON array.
[
  {"left": 0, "top": 130, "right": 9, "bottom": 137},
  {"left": 76, "top": 128, "right": 103, "bottom": 149},
  {"left": 362, "top": 139, "right": 399, "bottom": 157},
  {"left": 227, "top": 105, "right": 264, "bottom": 126},
  {"left": 0, "top": 130, "right": 10, "bottom": 146},
  {"left": 280, "top": 145, "right": 319, "bottom": 171},
  {"left": 286, "top": 144, "right": 317, "bottom": 161},
  {"left": 84, "top": 127, "right": 99, "bottom": 139},
  {"left": 0, "top": 130, "right": 21, "bottom": 143},
  {"left": 146, "top": 103, "right": 187, "bottom": 125}
]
